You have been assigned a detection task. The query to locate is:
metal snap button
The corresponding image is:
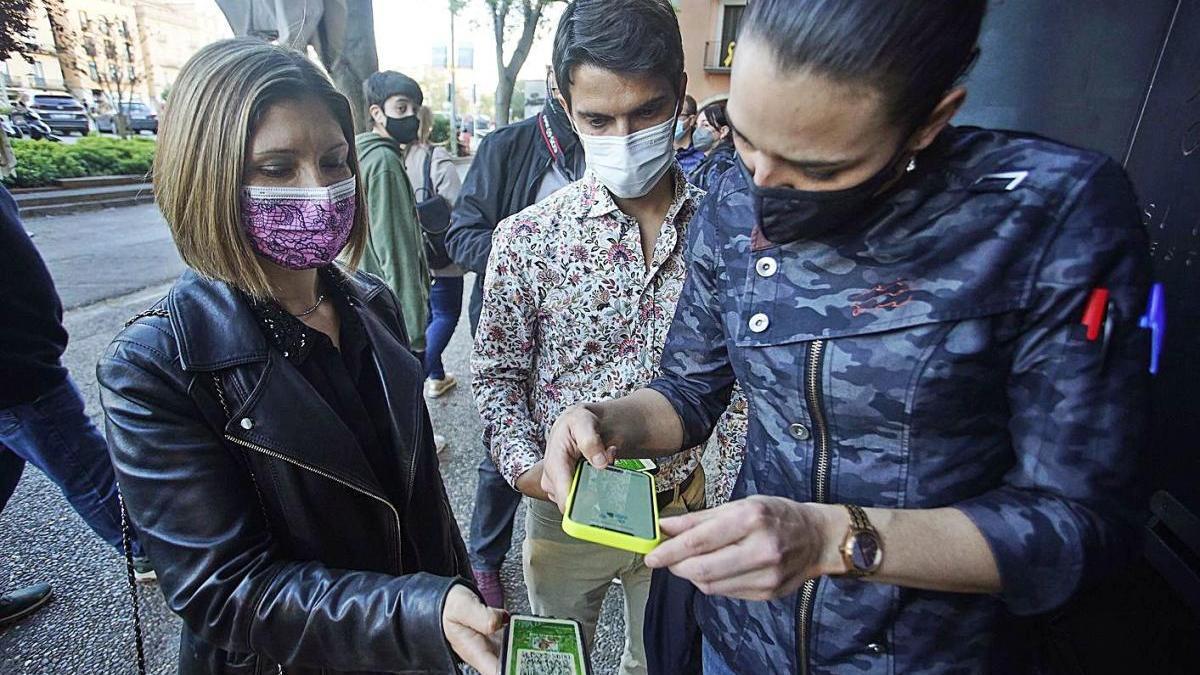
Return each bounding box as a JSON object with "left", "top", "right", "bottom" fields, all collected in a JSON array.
[
  {"left": 239, "top": 417, "right": 254, "bottom": 430},
  {"left": 755, "top": 257, "right": 778, "bottom": 278},
  {"left": 866, "top": 642, "right": 886, "bottom": 655},
  {"left": 788, "top": 423, "right": 810, "bottom": 441},
  {"left": 749, "top": 313, "right": 770, "bottom": 333}
]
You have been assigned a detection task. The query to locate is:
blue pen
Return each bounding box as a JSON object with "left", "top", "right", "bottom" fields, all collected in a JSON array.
[{"left": 1138, "top": 283, "right": 1166, "bottom": 375}]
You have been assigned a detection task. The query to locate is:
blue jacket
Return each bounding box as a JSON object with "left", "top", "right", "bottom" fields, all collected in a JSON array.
[{"left": 649, "top": 126, "right": 1151, "bottom": 673}]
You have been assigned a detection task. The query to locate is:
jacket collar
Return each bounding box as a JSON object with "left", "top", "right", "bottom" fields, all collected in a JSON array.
[{"left": 167, "top": 265, "right": 387, "bottom": 372}]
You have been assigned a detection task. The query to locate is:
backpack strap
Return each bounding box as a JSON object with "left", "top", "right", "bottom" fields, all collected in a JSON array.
[{"left": 422, "top": 146, "right": 436, "bottom": 201}]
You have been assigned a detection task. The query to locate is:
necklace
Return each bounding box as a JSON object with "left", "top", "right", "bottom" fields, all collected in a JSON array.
[{"left": 292, "top": 294, "right": 326, "bottom": 318}]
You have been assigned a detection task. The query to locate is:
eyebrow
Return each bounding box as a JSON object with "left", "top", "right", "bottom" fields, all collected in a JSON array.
[
  {"left": 576, "top": 94, "right": 671, "bottom": 118},
  {"left": 251, "top": 141, "right": 349, "bottom": 158},
  {"left": 727, "top": 111, "right": 852, "bottom": 169}
]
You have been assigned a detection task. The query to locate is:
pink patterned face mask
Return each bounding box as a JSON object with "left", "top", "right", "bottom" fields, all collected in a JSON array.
[{"left": 240, "top": 177, "right": 357, "bottom": 270}]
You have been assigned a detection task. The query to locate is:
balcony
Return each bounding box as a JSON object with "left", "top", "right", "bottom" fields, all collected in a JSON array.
[{"left": 704, "top": 40, "right": 735, "bottom": 73}]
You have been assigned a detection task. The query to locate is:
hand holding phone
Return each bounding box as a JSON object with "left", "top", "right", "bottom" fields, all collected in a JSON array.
[{"left": 442, "top": 584, "right": 508, "bottom": 675}]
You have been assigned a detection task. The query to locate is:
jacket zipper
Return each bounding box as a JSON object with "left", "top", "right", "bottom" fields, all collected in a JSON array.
[
  {"left": 224, "top": 433, "right": 404, "bottom": 572},
  {"left": 797, "top": 339, "right": 831, "bottom": 675}
]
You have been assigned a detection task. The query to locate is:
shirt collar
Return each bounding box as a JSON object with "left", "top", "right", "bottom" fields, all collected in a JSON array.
[
  {"left": 583, "top": 162, "right": 692, "bottom": 222},
  {"left": 249, "top": 266, "right": 362, "bottom": 364}
]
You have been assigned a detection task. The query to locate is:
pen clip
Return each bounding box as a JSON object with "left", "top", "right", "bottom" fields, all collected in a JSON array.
[{"left": 1138, "top": 283, "right": 1166, "bottom": 375}]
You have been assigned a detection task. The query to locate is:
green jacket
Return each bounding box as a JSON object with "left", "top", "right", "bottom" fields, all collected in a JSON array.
[{"left": 354, "top": 132, "right": 428, "bottom": 351}]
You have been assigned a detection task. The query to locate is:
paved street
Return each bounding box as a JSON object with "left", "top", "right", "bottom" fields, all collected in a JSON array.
[{"left": 0, "top": 202, "right": 630, "bottom": 674}]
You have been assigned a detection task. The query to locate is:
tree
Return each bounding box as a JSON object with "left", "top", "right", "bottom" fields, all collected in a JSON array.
[
  {"left": 92, "top": 15, "right": 143, "bottom": 138},
  {"left": 42, "top": 0, "right": 86, "bottom": 95},
  {"left": 321, "top": 0, "right": 378, "bottom": 133},
  {"left": 215, "top": 0, "right": 379, "bottom": 132},
  {"left": 485, "top": 0, "right": 563, "bottom": 126},
  {"left": 0, "top": 0, "right": 36, "bottom": 63}
]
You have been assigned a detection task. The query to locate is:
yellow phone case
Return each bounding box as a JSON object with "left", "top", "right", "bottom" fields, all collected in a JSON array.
[{"left": 561, "top": 463, "right": 661, "bottom": 555}]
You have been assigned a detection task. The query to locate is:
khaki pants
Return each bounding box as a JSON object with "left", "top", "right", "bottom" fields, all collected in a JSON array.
[{"left": 523, "top": 467, "right": 706, "bottom": 675}]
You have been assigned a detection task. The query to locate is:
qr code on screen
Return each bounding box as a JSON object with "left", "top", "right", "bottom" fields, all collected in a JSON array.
[{"left": 516, "top": 648, "right": 575, "bottom": 675}]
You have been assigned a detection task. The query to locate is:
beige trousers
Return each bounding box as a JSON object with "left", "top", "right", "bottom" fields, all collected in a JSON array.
[{"left": 522, "top": 467, "right": 706, "bottom": 675}]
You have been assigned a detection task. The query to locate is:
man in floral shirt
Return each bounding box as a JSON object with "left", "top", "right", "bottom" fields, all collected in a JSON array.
[{"left": 471, "top": 1, "right": 743, "bottom": 673}]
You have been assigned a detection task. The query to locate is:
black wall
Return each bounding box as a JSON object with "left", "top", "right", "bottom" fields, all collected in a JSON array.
[
  {"left": 955, "top": 2, "right": 1200, "bottom": 667},
  {"left": 958, "top": 0, "right": 1200, "bottom": 516}
]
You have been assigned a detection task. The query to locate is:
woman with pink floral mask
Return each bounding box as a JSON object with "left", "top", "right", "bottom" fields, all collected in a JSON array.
[{"left": 97, "top": 38, "right": 505, "bottom": 675}]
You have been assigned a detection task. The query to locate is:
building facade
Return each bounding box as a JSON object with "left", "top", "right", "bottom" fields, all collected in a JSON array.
[
  {"left": 676, "top": 0, "right": 745, "bottom": 106},
  {"left": 2, "top": 0, "right": 229, "bottom": 112}
]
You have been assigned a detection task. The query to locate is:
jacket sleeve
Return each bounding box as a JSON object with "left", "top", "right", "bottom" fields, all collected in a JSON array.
[
  {"left": 954, "top": 160, "right": 1151, "bottom": 616},
  {"left": 362, "top": 165, "right": 430, "bottom": 350},
  {"left": 446, "top": 132, "right": 508, "bottom": 274},
  {"left": 647, "top": 190, "right": 739, "bottom": 450},
  {"left": 470, "top": 214, "right": 543, "bottom": 488},
  {"left": 431, "top": 146, "right": 462, "bottom": 205},
  {"left": 98, "top": 340, "right": 459, "bottom": 672}
]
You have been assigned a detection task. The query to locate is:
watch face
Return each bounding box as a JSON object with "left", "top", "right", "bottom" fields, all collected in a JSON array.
[{"left": 850, "top": 531, "right": 883, "bottom": 572}]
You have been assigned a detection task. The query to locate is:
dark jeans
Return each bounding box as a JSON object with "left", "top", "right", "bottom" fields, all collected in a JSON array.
[
  {"left": 424, "top": 276, "right": 465, "bottom": 381},
  {"left": 0, "top": 378, "right": 143, "bottom": 558},
  {"left": 467, "top": 450, "right": 522, "bottom": 571}
]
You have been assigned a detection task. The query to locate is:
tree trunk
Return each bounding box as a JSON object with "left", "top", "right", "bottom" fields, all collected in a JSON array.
[
  {"left": 492, "top": 0, "right": 547, "bottom": 127},
  {"left": 324, "top": 0, "right": 378, "bottom": 133},
  {"left": 42, "top": 0, "right": 86, "bottom": 95}
]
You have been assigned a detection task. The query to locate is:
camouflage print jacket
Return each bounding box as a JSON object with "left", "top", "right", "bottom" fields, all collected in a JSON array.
[{"left": 647, "top": 126, "right": 1151, "bottom": 674}]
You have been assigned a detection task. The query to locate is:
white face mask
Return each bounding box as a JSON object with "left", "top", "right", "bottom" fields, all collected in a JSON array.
[{"left": 575, "top": 115, "right": 676, "bottom": 199}]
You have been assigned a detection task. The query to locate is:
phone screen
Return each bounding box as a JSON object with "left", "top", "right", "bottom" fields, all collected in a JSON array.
[
  {"left": 568, "top": 464, "right": 655, "bottom": 539},
  {"left": 505, "top": 616, "right": 586, "bottom": 675}
]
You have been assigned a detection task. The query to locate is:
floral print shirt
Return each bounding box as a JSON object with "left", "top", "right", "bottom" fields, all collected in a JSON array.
[{"left": 472, "top": 167, "right": 732, "bottom": 491}]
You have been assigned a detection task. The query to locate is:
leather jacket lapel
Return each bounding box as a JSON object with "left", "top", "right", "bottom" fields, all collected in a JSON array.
[{"left": 221, "top": 354, "right": 388, "bottom": 500}]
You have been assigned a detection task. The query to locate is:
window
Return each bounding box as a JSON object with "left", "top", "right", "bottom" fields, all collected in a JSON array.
[
  {"left": 88, "top": 60, "right": 100, "bottom": 81},
  {"left": 717, "top": 2, "right": 745, "bottom": 69},
  {"left": 128, "top": 65, "right": 136, "bottom": 81},
  {"left": 78, "top": 10, "right": 89, "bottom": 28},
  {"left": 121, "top": 21, "right": 130, "bottom": 39},
  {"left": 126, "top": 44, "right": 135, "bottom": 61},
  {"left": 31, "top": 60, "right": 46, "bottom": 88},
  {"left": 0, "top": 62, "right": 11, "bottom": 87}
]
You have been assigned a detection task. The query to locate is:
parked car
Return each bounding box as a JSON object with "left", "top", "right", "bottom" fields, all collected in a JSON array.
[
  {"left": 28, "top": 92, "right": 91, "bottom": 136},
  {"left": 97, "top": 102, "right": 158, "bottom": 134}
]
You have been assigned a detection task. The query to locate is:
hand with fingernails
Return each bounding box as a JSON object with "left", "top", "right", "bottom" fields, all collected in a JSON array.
[{"left": 442, "top": 584, "right": 509, "bottom": 675}]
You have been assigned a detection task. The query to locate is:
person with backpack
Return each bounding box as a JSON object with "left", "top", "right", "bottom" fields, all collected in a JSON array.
[
  {"left": 404, "top": 105, "right": 464, "bottom": 399},
  {"left": 355, "top": 71, "right": 429, "bottom": 363}
]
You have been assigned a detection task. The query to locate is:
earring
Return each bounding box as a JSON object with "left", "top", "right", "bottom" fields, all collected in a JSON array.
[{"left": 906, "top": 157, "right": 917, "bottom": 173}]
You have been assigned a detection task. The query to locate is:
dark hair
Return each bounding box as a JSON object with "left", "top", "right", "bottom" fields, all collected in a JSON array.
[
  {"left": 363, "top": 70, "right": 424, "bottom": 111},
  {"left": 740, "top": 0, "right": 985, "bottom": 128},
  {"left": 701, "top": 99, "right": 728, "bottom": 130},
  {"left": 553, "top": 0, "right": 684, "bottom": 106},
  {"left": 682, "top": 94, "right": 697, "bottom": 116}
]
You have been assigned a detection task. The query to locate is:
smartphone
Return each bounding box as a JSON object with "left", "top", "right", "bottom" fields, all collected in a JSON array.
[
  {"left": 502, "top": 614, "right": 589, "bottom": 675},
  {"left": 561, "top": 462, "right": 660, "bottom": 554},
  {"left": 613, "top": 457, "right": 657, "bottom": 473}
]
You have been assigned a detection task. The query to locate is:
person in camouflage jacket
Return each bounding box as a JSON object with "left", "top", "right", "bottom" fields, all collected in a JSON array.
[{"left": 539, "top": 1, "right": 1151, "bottom": 673}]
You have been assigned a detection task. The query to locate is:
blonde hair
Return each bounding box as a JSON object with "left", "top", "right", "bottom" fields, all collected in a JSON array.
[
  {"left": 417, "top": 105, "right": 435, "bottom": 146},
  {"left": 154, "top": 37, "right": 368, "bottom": 300}
]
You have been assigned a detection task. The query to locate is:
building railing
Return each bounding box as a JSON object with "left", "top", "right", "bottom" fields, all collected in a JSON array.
[{"left": 704, "top": 41, "right": 735, "bottom": 73}]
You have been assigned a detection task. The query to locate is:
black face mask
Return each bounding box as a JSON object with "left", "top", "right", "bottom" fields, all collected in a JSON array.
[
  {"left": 742, "top": 144, "right": 912, "bottom": 245},
  {"left": 385, "top": 114, "right": 420, "bottom": 145}
]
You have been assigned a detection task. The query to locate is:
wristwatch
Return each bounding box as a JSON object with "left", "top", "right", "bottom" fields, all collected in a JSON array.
[{"left": 838, "top": 504, "right": 883, "bottom": 578}]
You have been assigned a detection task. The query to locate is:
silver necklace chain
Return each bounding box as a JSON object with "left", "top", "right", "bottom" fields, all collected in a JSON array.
[{"left": 292, "top": 293, "right": 326, "bottom": 318}]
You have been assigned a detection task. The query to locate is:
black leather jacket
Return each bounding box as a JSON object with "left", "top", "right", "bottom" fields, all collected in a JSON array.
[{"left": 98, "top": 268, "right": 471, "bottom": 674}]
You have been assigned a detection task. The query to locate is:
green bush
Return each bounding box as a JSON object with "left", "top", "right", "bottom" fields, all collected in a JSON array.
[
  {"left": 3, "top": 137, "right": 155, "bottom": 188},
  {"left": 431, "top": 114, "right": 451, "bottom": 145}
]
